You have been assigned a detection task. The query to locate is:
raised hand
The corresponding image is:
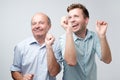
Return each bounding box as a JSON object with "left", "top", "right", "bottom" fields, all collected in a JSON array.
[
  {"left": 96, "top": 20, "right": 108, "bottom": 38},
  {"left": 45, "top": 34, "right": 55, "bottom": 46},
  {"left": 61, "top": 16, "right": 72, "bottom": 32},
  {"left": 61, "top": 16, "right": 68, "bottom": 30}
]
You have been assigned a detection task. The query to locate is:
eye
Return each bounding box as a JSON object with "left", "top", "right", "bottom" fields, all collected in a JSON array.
[
  {"left": 39, "top": 21, "right": 44, "bottom": 24},
  {"left": 74, "top": 15, "right": 79, "bottom": 18},
  {"left": 32, "top": 22, "right": 36, "bottom": 26},
  {"left": 68, "top": 16, "right": 71, "bottom": 20}
]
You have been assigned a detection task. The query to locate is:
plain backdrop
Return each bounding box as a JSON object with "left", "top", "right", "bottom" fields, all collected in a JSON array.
[{"left": 0, "top": 0, "right": 120, "bottom": 80}]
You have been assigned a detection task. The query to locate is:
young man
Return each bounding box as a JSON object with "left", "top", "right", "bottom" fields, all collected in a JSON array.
[
  {"left": 60, "top": 3, "right": 112, "bottom": 80},
  {"left": 10, "top": 12, "right": 62, "bottom": 80}
]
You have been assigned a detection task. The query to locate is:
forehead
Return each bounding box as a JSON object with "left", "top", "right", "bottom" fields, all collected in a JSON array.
[
  {"left": 32, "top": 13, "right": 48, "bottom": 22},
  {"left": 68, "top": 8, "right": 83, "bottom": 16}
]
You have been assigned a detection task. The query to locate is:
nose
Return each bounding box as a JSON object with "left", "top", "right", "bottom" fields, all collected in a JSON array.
[
  {"left": 35, "top": 23, "right": 41, "bottom": 29},
  {"left": 69, "top": 16, "right": 75, "bottom": 22},
  {"left": 69, "top": 18, "right": 75, "bottom": 25}
]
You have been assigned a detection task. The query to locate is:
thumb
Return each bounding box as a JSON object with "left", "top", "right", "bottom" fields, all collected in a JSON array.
[{"left": 30, "top": 74, "right": 34, "bottom": 78}]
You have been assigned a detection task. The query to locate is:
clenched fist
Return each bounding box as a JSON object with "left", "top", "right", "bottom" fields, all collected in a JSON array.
[
  {"left": 61, "top": 16, "right": 72, "bottom": 32},
  {"left": 45, "top": 34, "right": 55, "bottom": 46}
]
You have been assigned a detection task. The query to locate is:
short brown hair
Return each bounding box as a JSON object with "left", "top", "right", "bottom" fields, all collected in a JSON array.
[{"left": 67, "top": 3, "right": 89, "bottom": 18}]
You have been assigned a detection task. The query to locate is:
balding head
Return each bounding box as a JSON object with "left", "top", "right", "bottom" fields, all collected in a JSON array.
[{"left": 31, "top": 12, "right": 51, "bottom": 26}]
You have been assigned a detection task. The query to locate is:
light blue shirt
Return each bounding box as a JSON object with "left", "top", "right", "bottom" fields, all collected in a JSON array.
[
  {"left": 59, "top": 30, "right": 101, "bottom": 80},
  {"left": 10, "top": 37, "right": 62, "bottom": 80}
]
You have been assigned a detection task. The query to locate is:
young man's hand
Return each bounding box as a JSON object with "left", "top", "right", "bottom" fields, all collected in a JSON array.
[{"left": 96, "top": 20, "right": 108, "bottom": 38}]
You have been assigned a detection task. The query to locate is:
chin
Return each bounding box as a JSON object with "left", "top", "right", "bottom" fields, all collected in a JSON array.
[
  {"left": 34, "top": 33, "right": 43, "bottom": 36},
  {"left": 72, "top": 29, "right": 79, "bottom": 33}
]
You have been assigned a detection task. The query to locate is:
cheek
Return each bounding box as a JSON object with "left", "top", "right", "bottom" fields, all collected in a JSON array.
[
  {"left": 31, "top": 28, "right": 35, "bottom": 34},
  {"left": 31, "top": 26, "right": 35, "bottom": 30},
  {"left": 44, "top": 28, "right": 49, "bottom": 34},
  {"left": 45, "top": 26, "right": 50, "bottom": 31},
  {"left": 79, "top": 20, "right": 86, "bottom": 26}
]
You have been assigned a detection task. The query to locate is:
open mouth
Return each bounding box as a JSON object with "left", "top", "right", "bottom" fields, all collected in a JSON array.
[{"left": 72, "top": 24, "right": 79, "bottom": 28}]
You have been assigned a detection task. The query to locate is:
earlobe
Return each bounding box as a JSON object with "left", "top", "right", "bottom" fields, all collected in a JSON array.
[
  {"left": 48, "top": 25, "right": 51, "bottom": 30},
  {"left": 49, "top": 25, "right": 51, "bottom": 29}
]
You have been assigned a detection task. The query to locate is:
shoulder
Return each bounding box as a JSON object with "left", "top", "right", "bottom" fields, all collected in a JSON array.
[
  {"left": 15, "top": 37, "right": 35, "bottom": 49},
  {"left": 88, "top": 30, "right": 96, "bottom": 35},
  {"left": 87, "top": 30, "right": 100, "bottom": 44},
  {"left": 87, "top": 30, "right": 98, "bottom": 38}
]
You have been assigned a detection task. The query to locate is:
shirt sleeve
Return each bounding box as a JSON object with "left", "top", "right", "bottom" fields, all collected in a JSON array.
[
  {"left": 59, "top": 34, "right": 66, "bottom": 59},
  {"left": 94, "top": 33, "right": 102, "bottom": 59},
  {"left": 53, "top": 39, "right": 63, "bottom": 70},
  {"left": 10, "top": 44, "right": 22, "bottom": 72}
]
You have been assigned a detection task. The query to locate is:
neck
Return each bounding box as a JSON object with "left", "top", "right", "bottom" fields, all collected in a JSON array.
[
  {"left": 75, "top": 29, "right": 87, "bottom": 38},
  {"left": 35, "top": 35, "right": 45, "bottom": 45}
]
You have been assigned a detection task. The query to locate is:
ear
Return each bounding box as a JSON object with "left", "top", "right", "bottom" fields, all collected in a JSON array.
[
  {"left": 85, "top": 17, "right": 89, "bottom": 25},
  {"left": 48, "top": 25, "right": 51, "bottom": 30}
]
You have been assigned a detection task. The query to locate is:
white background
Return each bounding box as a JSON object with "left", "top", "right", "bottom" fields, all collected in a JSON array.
[{"left": 0, "top": 0, "right": 120, "bottom": 80}]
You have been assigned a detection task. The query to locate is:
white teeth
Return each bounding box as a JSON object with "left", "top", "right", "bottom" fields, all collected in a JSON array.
[{"left": 72, "top": 24, "right": 78, "bottom": 27}]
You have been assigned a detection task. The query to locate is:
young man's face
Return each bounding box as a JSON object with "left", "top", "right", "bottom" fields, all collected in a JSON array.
[
  {"left": 68, "top": 8, "right": 88, "bottom": 33},
  {"left": 31, "top": 13, "right": 50, "bottom": 38}
]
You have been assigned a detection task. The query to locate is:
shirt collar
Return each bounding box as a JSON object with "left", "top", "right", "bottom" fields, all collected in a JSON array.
[
  {"left": 29, "top": 37, "right": 46, "bottom": 48},
  {"left": 29, "top": 37, "right": 38, "bottom": 45}
]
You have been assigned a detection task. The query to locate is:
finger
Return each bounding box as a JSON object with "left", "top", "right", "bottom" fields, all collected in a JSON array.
[
  {"left": 50, "top": 36, "right": 55, "bottom": 44},
  {"left": 51, "top": 37, "right": 55, "bottom": 42},
  {"left": 29, "top": 74, "right": 34, "bottom": 78},
  {"left": 61, "top": 16, "right": 68, "bottom": 25},
  {"left": 24, "top": 74, "right": 33, "bottom": 80},
  {"left": 46, "top": 34, "right": 55, "bottom": 41},
  {"left": 96, "top": 21, "right": 100, "bottom": 27},
  {"left": 49, "top": 36, "right": 55, "bottom": 42},
  {"left": 103, "top": 21, "right": 108, "bottom": 25},
  {"left": 46, "top": 34, "right": 51, "bottom": 40},
  {"left": 47, "top": 34, "right": 52, "bottom": 39}
]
